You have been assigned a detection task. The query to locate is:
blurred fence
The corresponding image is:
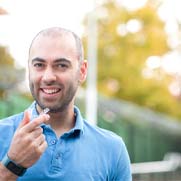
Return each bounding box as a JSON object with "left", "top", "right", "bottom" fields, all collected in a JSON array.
[
  {"left": 132, "top": 152, "right": 181, "bottom": 181},
  {"left": 94, "top": 96, "right": 181, "bottom": 163}
]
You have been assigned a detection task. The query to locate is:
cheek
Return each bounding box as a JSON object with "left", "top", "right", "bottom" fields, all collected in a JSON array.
[
  {"left": 29, "top": 71, "right": 41, "bottom": 87},
  {"left": 29, "top": 74, "right": 36, "bottom": 83}
]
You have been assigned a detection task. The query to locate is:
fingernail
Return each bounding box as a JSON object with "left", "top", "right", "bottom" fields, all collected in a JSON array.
[
  {"left": 45, "top": 114, "right": 50, "bottom": 120},
  {"left": 41, "top": 108, "right": 50, "bottom": 115}
]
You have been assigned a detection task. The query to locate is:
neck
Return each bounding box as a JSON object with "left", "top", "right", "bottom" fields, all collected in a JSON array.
[{"left": 36, "top": 104, "right": 76, "bottom": 137}]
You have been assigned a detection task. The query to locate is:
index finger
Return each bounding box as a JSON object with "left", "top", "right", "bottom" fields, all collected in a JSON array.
[
  {"left": 18, "top": 110, "right": 31, "bottom": 130},
  {"left": 22, "top": 114, "right": 50, "bottom": 132}
]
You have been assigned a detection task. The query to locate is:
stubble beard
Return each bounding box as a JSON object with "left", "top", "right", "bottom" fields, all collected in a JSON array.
[{"left": 29, "top": 81, "right": 79, "bottom": 113}]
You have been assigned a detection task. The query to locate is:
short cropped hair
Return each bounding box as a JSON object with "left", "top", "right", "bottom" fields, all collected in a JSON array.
[{"left": 29, "top": 27, "right": 84, "bottom": 63}]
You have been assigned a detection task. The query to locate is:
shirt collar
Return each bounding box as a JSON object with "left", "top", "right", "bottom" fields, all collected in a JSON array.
[{"left": 73, "top": 105, "right": 84, "bottom": 134}]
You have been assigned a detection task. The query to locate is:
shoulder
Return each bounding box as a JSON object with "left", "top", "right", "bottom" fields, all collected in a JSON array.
[
  {"left": 0, "top": 113, "right": 24, "bottom": 159},
  {"left": 83, "top": 120, "right": 122, "bottom": 139},
  {"left": 83, "top": 120, "right": 131, "bottom": 179},
  {"left": 83, "top": 120, "right": 125, "bottom": 150},
  {"left": 0, "top": 112, "right": 24, "bottom": 130}
]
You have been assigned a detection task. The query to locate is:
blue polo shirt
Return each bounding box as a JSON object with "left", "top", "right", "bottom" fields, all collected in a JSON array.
[{"left": 0, "top": 102, "right": 132, "bottom": 181}]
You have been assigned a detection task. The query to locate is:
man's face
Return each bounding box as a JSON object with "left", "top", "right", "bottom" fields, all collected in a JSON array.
[{"left": 28, "top": 34, "right": 86, "bottom": 112}]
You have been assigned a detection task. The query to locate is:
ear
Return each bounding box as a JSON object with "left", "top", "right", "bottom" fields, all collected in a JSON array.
[{"left": 79, "top": 60, "right": 88, "bottom": 84}]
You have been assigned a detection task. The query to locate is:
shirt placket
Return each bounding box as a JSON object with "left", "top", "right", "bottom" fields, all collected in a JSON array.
[{"left": 50, "top": 137, "right": 67, "bottom": 173}]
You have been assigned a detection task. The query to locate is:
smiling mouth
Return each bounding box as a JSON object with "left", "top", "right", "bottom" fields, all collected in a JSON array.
[{"left": 41, "top": 88, "right": 61, "bottom": 94}]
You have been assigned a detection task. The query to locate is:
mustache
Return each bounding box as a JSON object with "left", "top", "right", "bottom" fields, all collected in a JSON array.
[{"left": 40, "top": 82, "right": 64, "bottom": 88}]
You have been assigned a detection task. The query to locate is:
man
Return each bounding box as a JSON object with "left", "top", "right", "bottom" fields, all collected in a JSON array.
[{"left": 0, "top": 27, "right": 132, "bottom": 180}]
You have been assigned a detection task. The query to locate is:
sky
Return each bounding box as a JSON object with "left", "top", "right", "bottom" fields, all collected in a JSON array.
[
  {"left": 0, "top": 0, "right": 181, "bottom": 70},
  {"left": 0, "top": 0, "right": 95, "bottom": 67}
]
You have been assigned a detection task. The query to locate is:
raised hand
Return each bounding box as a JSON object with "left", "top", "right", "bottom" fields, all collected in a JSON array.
[{"left": 7, "top": 110, "right": 50, "bottom": 168}]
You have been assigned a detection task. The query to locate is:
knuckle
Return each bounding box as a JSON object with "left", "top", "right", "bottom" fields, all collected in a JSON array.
[
  {"left": 41, "top": 134, "right": 46, "bottom": 140},
  {"left": 38, "top": 142, "right": 47, "bottom": 154},
  {"left": 37, "top": 149, "right": 43, "bottom": 155},
  {"left": 39, "top": 127, "right": 43, "bottom": 133},
  {"left": 32, "top": 141, "right": 38, "bottom": 148},
  {"left": 44, "top": 141, "right": 48, "bottom": 148},
  {"left": 42, "top": 142, "right": 48, "bottom": 151},
  {"left": 39, "top": 128, "right": 44, "bottom": 135},
  {"left": 24, "top": 135, "right": 33, "bottom": 144},
  {"left": 16, "top": 129, "right": 24, "bottom": 137},
  {"left": 31, "top": 120, "right": 38, "bottom": 127},
  {"left": 35, "top": 127, "right": 43, "bottom": 135}
]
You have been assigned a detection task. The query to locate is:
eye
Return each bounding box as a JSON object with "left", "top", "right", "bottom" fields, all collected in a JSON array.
[
  {"left": 57, "top": 63, "right": 68, "bottom": 68},
  {"left": 33, "top": 63, "right": 45, "bottom": 68}
]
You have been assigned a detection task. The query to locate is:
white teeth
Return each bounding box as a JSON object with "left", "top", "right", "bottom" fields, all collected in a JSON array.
[{"left": 43, "top": 89, "right": 60, "bottom": 94}]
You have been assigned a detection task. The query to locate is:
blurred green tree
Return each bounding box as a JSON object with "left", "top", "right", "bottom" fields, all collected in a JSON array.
[
  {"left": 83, "top": 0, "right": 181, "bottom": 119},
  {"left": 0, "top": 7, "right": 25, "bottom": 98},
  {"left": 0, "top": 46, "right": 25, "bottom": 98}
]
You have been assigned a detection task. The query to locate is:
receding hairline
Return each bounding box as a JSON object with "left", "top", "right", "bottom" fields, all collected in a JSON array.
[{"left": 29, "top": 27, "right": 84, "bottom": 62}]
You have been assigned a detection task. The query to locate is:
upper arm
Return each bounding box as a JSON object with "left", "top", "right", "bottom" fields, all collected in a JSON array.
[{"left": 111, "top": 139, "right": 132, "bottom": 181}]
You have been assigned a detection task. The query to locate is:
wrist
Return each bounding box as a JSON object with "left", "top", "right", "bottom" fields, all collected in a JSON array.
[
  {"left": 1, "top": 153, "right": 27, "bottom": 177},
  {"left": 0, "top": 162, "right": 18, "bottom": 181}
]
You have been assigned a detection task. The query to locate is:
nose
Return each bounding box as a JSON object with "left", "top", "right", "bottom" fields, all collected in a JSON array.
[{"left": 42, "top": 67, "right": 56, "bottom": 83}]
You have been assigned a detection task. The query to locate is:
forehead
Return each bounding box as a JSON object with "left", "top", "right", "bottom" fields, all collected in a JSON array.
[{"left": 29, "top": 33, "right": 78, "bottom": 61}]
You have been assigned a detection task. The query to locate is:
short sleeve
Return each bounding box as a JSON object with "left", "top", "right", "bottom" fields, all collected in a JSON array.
[{"left": 112, "top": 139, "right": 132, "bottom": 181}]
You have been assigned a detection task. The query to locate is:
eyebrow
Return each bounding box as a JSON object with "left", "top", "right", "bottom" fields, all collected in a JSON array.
[
  {"left": 54, "top": 58, "right": 71, "bottom": 65},
  {"left": 31, "top": 57, "right": 46, "bottom": 63},
  {"left": 31, "top": 57, "right": 71, "bottom": 65}
]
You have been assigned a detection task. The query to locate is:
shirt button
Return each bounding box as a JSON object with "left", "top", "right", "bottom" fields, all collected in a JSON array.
[
  {"left": 55, "top": 153, "right": 61, "bottom": 159},
  {"left": 51, "top": 140, "right": 56, "bottom": 145}
]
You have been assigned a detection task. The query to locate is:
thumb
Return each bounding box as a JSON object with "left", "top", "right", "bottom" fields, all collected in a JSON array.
[{"left": 18, "top": 110, "right": 31, "bottom": 129}]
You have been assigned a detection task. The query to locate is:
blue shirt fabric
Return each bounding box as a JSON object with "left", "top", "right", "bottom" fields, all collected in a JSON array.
[{"left": 0, "top": 102, "right": 132, "bottom": 181}]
